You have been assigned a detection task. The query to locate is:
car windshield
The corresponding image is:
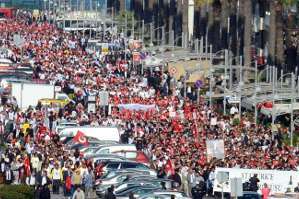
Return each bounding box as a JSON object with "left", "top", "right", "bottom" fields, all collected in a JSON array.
[
  {"left": 100, "top": 171, "right": 116, "bottom": 179},
  {"left": 114, "top": 151, "right": 137, "bottom": 159},
  {"left": 84, "top": 148, "right": 96, "bottom": 153}
]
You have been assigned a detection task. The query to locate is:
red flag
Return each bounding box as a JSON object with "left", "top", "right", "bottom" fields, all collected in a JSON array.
[
  {"left": 24, "top": 156, "right": 31, "bottom": 176},
  {"left": 164, "top": 159, "right": 175, "bottom": 176},
  {"left": 65, "top": 176, "right": 72, "bottom": 191},
  {"left": 73, "top": 130, "right": 89, "bottom": 146}
]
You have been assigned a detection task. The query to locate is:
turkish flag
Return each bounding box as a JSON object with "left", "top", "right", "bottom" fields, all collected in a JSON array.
[
  {"left": 164, "top": 159, "right": 175, "bottom": 176},
  {"left": 73, "top": 131, "right": 89, "bottom": 146}
]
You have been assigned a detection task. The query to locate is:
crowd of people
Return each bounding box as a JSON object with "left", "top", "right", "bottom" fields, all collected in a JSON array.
[{"left": 0, "top": 12, "right": 298, "bottom": 199}]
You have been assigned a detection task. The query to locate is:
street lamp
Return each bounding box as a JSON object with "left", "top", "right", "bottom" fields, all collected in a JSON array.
[{"left": 208, "top": 68, "right": 215, "bottom": 109}]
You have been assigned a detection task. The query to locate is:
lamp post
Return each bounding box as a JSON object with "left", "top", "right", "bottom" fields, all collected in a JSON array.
[{"left": 209, "top": 68, "right": 215, "bottom": 109}]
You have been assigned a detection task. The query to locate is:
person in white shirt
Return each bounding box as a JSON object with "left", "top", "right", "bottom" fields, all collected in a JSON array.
[
  {"left": 51, "top": 163, "right": 62, "bottom": 194},
  {"left": 26, "top": 170, "right": 36, "bottom": 187},
  {"left": 72, "top": 187, "right": 85, "bottom": 199}
]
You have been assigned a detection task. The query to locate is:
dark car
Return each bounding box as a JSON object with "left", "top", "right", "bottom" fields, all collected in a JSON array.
[
  {"left": 96, "top": 181, "right": 160, "bottom": 198},
  {"left": 237, "top": 191, "right": 262, "bottom": 199}
]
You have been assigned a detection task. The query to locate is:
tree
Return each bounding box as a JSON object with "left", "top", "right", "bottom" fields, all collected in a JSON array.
[{"left": 268, "top": 0, "right": 299, "bottom": 66}]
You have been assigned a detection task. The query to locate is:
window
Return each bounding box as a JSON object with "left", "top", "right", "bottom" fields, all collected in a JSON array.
[
  {"left": 136, "top": 164, "right": 149, "bottom": 169},
  {"left": 106, "top": 163, "right": 120, "bottom": 170},
  {"left": 121, "top": 162, "right": 138, "bottom": 169},
  {"left": 99, "top": 148, "right": 109, "bottom": 154},
  {"left": 116, "top": 175, "right": 128, "bottom": 182}
]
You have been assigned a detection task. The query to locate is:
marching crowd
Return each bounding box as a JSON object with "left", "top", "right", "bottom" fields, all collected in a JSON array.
[{"left": 0, "top": 13, "right": 299, "bottom": 199}]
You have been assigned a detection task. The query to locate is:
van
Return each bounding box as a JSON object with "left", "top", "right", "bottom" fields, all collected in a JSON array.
[
  {"left": 93, "top": 144, "right": 137, "bottom": 155},
  {"left": 59, "top": 126, "right": 120, "bottom": 143}
]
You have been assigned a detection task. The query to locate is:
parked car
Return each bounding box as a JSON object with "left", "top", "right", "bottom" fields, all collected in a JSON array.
[
  {"left": 92, "top": 154, "right": 128, "bottom": 164},
  {"left": 96, "top": 181, "right": 161, "bottom": 198},
  {"left": 95, "top": 173, "right": 156, "bottom": 195},
  {"left": 102, "top": 160, "right": 156, "bottom": 176},
  {"left": 91, "top": 144, "right": 137, "bottom": 156},
  {"left": 115, "top": 186, "right": 159, "bottom": 199},
  {"left": 237, "top": 191, "right": 261, "bottom": 199}
]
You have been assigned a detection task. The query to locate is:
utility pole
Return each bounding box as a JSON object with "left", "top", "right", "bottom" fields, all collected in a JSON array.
[
  {"left": 150, "top": 22, "right": 153, "bottom": 45},
  {"left": 132, "top": 16, "right": 134, "bottom": 39},
  {"left": 162, "top": 25, "right": 165, "bottom": 46},
  {"left": 209, "top": 45, "right": 213, "bottom": 109},
  {"left": 125, "top": 12, "right": 127, "bottom": 37},
  {"left": 271, "top": 66, "right": 276, "bottom": 129},
  {"left": 239, "top": 60, "right": 243, "bottom": 119},
  {"left": 224, "top": 49, "right": 228, "bottom": 115},
  {"left": 291, "top": 73, "right": 295, "bottom": 146},
  {"left": 254, "top": 60, "right": 258, "bottom": 128}
]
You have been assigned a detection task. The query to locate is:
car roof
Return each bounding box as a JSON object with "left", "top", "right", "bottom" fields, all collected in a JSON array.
[
  {"left": 99, "top": 144, "right": 136, "bottom": 148},
  {"left": 88, "top": 153, "right": 127, "bottom": 159},
  {"left": 105, "top": 160, "right": 141, "bottom": 163}
]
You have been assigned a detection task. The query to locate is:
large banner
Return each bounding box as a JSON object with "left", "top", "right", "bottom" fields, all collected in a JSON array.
[{"left": 214, "top": 168, "right": 299, "bottom": 194}]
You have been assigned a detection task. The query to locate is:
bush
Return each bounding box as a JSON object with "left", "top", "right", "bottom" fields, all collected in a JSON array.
[
  {"left": 0, "top": 191, "right": 27, "bottom": 199},
  {"left": 0, "top": 185, "right": 34, "bottom": 199}
]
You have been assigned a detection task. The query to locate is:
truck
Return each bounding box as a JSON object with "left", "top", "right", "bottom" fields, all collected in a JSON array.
[{"left": 11, "top": 82, "right": 70, "bottom": 110}]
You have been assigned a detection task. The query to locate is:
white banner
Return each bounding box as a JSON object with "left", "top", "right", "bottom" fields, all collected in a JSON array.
[
  {"left": 98, "top": 91, "right": 109, "bottom": 106},
  {"left": 214, "top": 168, "right": 299, "bottom": 194},
  {"left": 206, "top": 140, "right": 225, "bottom": 160}
]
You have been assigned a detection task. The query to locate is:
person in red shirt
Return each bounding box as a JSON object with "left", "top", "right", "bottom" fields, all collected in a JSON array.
[{"left": 261, "top": 183, "right": 271, "bottom": 199}]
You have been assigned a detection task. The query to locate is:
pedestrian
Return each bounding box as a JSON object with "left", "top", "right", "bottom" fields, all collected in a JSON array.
[
  {"left": 72, "top": 168, "right": 82, "bottom": 190},
  {"left": 169, "top": 168, "right": 182, "bottom": 189},
  {"left": 105, "top": 186, "right": 116, "bottom": 199},
  {"left": 62, "top": 165, "right": 72, "bottom": 198},
  {"left": 72, "top": 186, "right": 85, "bottom": 199},
  {"left": 83, "top": 166, "right": 94, "bottom": 198},
  {"left": 4, "top": 165, "right": 13, "bottom": 184},
  {"left": 261, "top": 183, "right": 271, "bottom": 199},
  {"left": 39, "top": 184, "right": 51, "bottom": 199},
  {"left": 129, "top": 192, "right": 135, "bottom": 199},
  {"left": 51, "top": 162, "right": 62, "bottom": 194},
  {"left": 191, "top": 182, "right": 206, "bottom": 199},
  {"left": 249, "top": 174, "right": 260, "bottom": 192}
]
